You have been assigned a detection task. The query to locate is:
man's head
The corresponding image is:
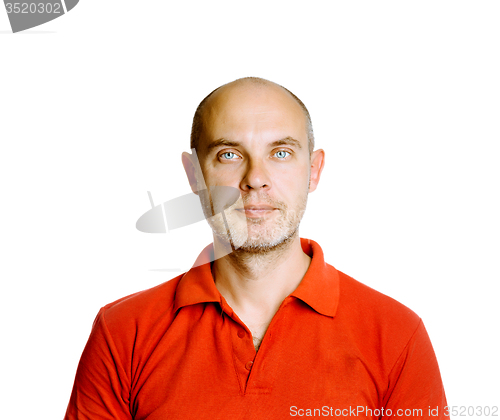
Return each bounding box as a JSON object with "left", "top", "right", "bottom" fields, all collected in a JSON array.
[
  {"left": 182, "top": 77, "right": 325, "bottom": 253},
  {"left": 191, "top": 77, "right": 315, "bottom": 156}
]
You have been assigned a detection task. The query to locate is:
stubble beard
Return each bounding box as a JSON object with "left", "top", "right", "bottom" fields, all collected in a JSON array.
[{"left": 200, "top": 189, "right": 308, "bottom": 255}]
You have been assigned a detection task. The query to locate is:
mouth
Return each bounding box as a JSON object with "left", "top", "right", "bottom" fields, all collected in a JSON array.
[{"left": 235, "top": 204, "right": 277, "bottom": 218}]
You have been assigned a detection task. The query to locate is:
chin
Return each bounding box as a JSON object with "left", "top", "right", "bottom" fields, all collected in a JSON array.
[
  {"left": 208, "top": 204, "right": 305, "bottom": 254},
  {"left": 230, "top": 227, "right": 299, "bottom": 254}
]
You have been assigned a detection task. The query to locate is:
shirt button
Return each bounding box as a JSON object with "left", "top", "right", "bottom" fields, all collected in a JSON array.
[
  {"left": 245, "top": 361, "right": 253, "bottom": 370},
  {"left": 237, "top": 330, "right": 245, "bottom": 338}
]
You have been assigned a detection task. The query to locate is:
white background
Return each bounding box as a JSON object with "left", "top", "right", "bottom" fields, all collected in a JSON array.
[{"left": 1, "top": 1, "right": 499, "bottom": 418}]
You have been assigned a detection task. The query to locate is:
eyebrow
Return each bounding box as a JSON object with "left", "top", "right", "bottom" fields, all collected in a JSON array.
[
  {"left": 270, "top": 136, "right": 302, "bottom": 149},
  {"left": 206, "top": 136, "right": 302, "bottom": 153}
]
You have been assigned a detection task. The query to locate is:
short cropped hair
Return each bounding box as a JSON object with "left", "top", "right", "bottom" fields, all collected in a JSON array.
[{"left": 190, "top": 77, "right": 315, "bottom": 155}]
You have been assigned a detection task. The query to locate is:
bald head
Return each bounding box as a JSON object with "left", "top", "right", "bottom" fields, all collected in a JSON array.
[{"left": 190, "top": 77, "right": 314, "bottom": 155}]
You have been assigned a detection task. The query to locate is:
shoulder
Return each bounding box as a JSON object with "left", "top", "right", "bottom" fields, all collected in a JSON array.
[
  {"left": 97, "top": 274, "right": 184, "bottom": 333},
  {"left": 332, "top": 267, "right": 423, "bottom": 363},
  {"left": 335, "top": 267, "right": 421, "bottom": 328}
]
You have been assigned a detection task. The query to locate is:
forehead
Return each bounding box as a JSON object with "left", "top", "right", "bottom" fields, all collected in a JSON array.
[{"left": 199, "top": 82, "right": 308, "bottom": 150}]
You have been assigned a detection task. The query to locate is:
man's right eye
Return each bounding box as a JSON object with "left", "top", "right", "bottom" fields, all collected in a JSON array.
[{"left": 220, "top": 152, "right": 237, "bottom": 160}]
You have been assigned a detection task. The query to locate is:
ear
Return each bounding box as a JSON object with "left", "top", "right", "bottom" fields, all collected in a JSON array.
[
  {"left": 308, "top": 149, "right": 325, "bottom": 193},
  {"left": 182, "top": 152, "right": 199, "bottom": 195}
]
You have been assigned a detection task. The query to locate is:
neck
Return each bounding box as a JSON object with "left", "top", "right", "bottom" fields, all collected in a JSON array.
[{"left": 212, "top": 233, "right": 311, "bottom": 319}]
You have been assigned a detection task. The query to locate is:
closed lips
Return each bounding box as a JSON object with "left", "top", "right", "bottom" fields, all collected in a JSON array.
[{"left": 240, "top": 205, "right": 276, "bottom": 210}]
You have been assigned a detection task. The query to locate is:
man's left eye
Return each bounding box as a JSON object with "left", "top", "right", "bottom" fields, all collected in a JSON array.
[{"left": 275, "top": 151, "right": 290, "bottom": 159}]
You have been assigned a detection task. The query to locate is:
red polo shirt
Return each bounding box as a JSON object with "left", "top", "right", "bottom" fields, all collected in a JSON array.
[{"left": 65, "top": 238, "right": 448, "bottom": 419}]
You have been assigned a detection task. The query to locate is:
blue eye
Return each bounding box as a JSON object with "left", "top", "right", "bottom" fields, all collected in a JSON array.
[
  {"left": 222, "top": 152, "right": 236, "bottom": 160},
  {"left": 275, "top": 151, "right": 290, "bottom": 159}
]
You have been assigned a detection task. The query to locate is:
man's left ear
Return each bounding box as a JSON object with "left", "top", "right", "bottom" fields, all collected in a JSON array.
[{"left": 308, "top": 149, "right": 325, "bottom": 193}]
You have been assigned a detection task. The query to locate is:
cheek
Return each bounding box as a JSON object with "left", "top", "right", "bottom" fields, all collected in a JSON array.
[
  {"left": 199, "top": 161, "right": 228, "bottom": 186},
  {"left": 275, "top": 174, "right": 310, "bottom": 201},
  {"left": 202, "top": 169, "right": 239, "bottom": 187}
]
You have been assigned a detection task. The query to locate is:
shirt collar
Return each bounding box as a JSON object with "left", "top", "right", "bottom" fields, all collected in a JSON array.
[
  {"left": 174, "top": 238, "right": 339, "bottom": 318},
  {"left": 290, "top": 238, "right": 339, "bottom": 317}
]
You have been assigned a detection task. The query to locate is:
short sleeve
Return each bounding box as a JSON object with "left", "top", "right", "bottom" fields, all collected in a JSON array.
[
  {"left": 64, "top": 308, "right": 132, "bottom": 420},
  {"left": 382, "top": 319, "right": 449, "bottom": 419}
]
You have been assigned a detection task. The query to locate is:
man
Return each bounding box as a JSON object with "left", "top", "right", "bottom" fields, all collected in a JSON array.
[{"left": 65, "top": 77, "right": 448, "bottom": 419}]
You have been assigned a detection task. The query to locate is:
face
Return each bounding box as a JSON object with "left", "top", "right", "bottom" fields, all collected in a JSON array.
[{"left": 183, "top": 81, "right": 324, "bottom": 253}]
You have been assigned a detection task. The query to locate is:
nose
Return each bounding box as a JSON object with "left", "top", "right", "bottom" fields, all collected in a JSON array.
[{"left": 240, "top": 159, "right": 271, "bottom": 191}]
